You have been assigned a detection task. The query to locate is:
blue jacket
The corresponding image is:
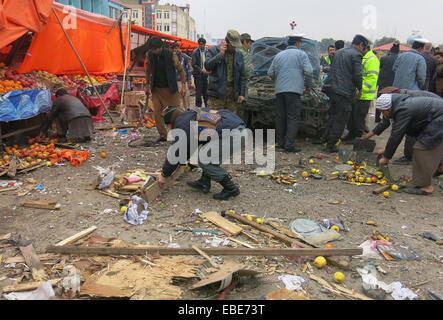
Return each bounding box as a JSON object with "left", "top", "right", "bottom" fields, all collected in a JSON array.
[
  {"left": 393, "top": 49, "right": 427, "bottom": 90},
  {"left": 268, "top": 46, "right": 313, "bottom": 95},
  {"left": 176, "top": 53, "right": 192, "bottom": 82}
]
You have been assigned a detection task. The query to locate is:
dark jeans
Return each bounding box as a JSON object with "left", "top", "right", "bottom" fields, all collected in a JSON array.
[
  {"left": 404, "top": 135, "right": 416, "bottom": 160},
  {"left": 194, "top": 75, "right": 208, "bottom": 108},
  {"left": 275, "top": 92, "right": 302, "bottom": 149},
  {"left": 347, "top": 100, "right": 371, "bottom": 138},
  {"left": 324, "top": 93, "right": 352, "bottom": 146}
]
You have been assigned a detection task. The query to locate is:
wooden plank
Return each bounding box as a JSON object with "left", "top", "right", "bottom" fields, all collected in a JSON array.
[
  {"left": 7, "top": 158, "right": 17, "bottom": 178},
  {"left": 141, "top": 166, "right": 185, "bottom": 203},
  {"left": 55, "top": 226, "right": 97, "bottom": 247},
  {"left": 223, "top": 210, "right": 351, "bottom": 270},
  {"left": 22, "top": 201, "right": 61, "bottom": 210},
  {"left": 192, "top": 245, "right": 219, "bottom": 269},
  {"left": 0, "top": 187, "right": 18, "bottom": 193},
  {"left": 0, "top": 233, "right": 11, "bottom": 241},
  {"left": 19, "top": 244, "right": 48, "bottom": 281},
  {"left": 310, "top": 274, "right": 372, "bottom": 300},
  {"left": 201, "top": 211, "right": 243, "bottom": 236},
  {"left": 5, "top": 254, "right": 60, "bottom": 264},
  {"left": 98, "top": 189, "right": 120, "bottom": 199},
  {"left": 46, "top": 246, "right": 362, "bottom": 257},
  {"left": 17, "top": 162, "right": 46, "bottom": 174},
  {"left": 1, "top": 279, "right": 61, "bottom": 294}
]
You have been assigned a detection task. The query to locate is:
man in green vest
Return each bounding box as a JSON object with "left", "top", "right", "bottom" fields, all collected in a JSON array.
[
  {"left": 344, "top": 44, "right": 380, "bottom": 144},
  {"left": 321, "top": 45, "right": 335, "bottom": 74},
  {"left": 240, "top": 33, "right": 255, "bottom": 100}
]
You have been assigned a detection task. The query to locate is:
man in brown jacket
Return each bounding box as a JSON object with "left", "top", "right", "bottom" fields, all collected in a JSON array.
[
  {"left": 436, "top": 52, "right": 443, "bottom": 98},
  {"left": 145, "top": 37, "right": 187, "bottom": 142}
]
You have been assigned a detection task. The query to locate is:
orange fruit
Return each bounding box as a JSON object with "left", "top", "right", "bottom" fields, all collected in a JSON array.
[
  {"left": 100, "top": 152, "right": 107, "bottom": 158},
  {"left": 325, "top": 244, "right": 334, "bottom": 248}
]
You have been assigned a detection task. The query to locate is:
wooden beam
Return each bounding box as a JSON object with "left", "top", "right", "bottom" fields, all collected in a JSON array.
[
  {"left": 46, "top": 246, "right": 362, "bottom": 257},
  {"left": 5, "top": 254, "right": 60, "bottom": 264},
  {"left": 0, "top": 233, "right": 12, "bottom": 241},
  {"left": 22, "top": 201, "right": 61, "bottom": 210},
  {"left": 55, "top": 226, "right": 97, "bottom": 247}
]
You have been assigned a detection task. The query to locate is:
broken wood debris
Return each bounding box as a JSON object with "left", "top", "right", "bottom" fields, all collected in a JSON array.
[
  {"left": 22, "top": 201, "right": 61, "bottom": 210},
  {"left": 192, "top": 245, "right": 219, "bottom": 269},
  {"left": 1, "top": 279, "right": 61, "bottom": 294}
]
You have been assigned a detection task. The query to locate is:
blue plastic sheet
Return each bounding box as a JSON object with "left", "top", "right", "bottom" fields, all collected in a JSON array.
[{"left": 0, "top": 89, "right": 52, "bottom": 122}]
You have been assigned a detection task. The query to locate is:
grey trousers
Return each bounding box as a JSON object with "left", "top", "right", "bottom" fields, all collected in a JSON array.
[
  {"left": 412, "top": 140, "right": 443, "bottom": 187},
  {"left": 198, "top": 126, "right": 246, "bottom": 182},
  {"left": 325, "top": 93, "right": 352, "bottom": 145},
  {"left": 347, "top": 100, "right": 371, "bottom": 138},
  {"left": 404, "top": 135, "right": 416, "bottom": 160},
  {"left": 275, "top": 92, "right": 302, "bottom": 149}
]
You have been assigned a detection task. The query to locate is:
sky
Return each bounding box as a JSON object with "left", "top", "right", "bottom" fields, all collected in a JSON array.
[{"left": 170, "top": 0, "right": 443, "bottom": 45}]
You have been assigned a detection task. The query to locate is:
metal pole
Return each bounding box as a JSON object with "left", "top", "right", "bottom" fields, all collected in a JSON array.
[
  {"left": 120, "top": 9, "right": 132, "bottom": 107},
  {"left": 52, "top": 8, "right": 115, "bottom": 123}
]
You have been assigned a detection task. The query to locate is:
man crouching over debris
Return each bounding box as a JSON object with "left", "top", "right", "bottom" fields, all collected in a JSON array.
[
  {"left": 374, "top": 93, "right": 443, "bottom": 195},
  {"left": 156, "top": 107, "right": 246, "bottom": 200},
  {"left": 39, "top": 89, "right": 93, "bottom": 143}
]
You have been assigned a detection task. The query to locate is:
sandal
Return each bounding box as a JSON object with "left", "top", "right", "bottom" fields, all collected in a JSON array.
[{"left": 402, "top": 187, "right": 432, "bottom": 196}]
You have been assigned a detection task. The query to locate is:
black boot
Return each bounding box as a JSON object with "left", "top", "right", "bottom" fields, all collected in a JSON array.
[
  {"left": 213, "top": 175, "right": 240, "bottom": 201},
  {"left": 187, "top": 174, "right": 211, "bottom": 194}
]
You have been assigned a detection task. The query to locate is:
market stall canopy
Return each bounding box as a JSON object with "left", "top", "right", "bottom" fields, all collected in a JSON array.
[
  {"left": 0, "top": 0, "right": 53, "bottom": 50},
  {"left": 373, "top": 42, "right": 411, "bottom": 52},
  {"left": 131, "top": 24, "right": 202, "bottom": 51},
  {"left": 17, "top": 2, "right": 130, "bottom": 75}
]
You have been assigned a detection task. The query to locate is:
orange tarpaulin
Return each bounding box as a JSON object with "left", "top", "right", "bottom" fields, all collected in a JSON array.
[
  {"left": 18, "top": 2, "right": 129, "bottom": 75},
  {"left": 0, "top": 0, "right": 53, "bottom": 49}
]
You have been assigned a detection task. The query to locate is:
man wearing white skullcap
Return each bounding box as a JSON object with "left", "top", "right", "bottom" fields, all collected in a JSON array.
[{"left": 369, "top": 93, "right": 443, "bottom": 195}]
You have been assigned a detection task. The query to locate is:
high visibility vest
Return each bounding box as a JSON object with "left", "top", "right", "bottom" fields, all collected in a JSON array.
[
  {"left": 323, "top": 55, "right": 332, "bottom": 65},
  {"left": 360, "top": 50, "right": 380, "bottom": 101}
]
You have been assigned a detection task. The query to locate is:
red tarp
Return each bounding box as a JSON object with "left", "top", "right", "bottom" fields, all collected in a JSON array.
[
  {"left": 17, "top": 2, "right": 130, "bottom": 75},
  {"left": 373, "top": 42, "right": 411, "bottom": 52},
  {"left": 0, "top": 0, "right": 53, "bottom": 49}
]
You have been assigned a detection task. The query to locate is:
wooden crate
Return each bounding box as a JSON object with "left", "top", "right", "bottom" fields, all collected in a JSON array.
[
  {"left": 124, "top": 92, "right": 145, "bottom": 106},
  {"left": 126, "top": 106, "right": 141, "bottom": 123}
]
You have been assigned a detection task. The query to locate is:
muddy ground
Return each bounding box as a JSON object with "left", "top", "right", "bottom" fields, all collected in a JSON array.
[{"left": 0, "top": 109, "right": 442, "bottom": 301}]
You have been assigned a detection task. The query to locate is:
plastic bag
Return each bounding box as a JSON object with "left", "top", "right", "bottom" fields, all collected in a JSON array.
[
  {"left": 124, "top": 195, "right": 150, "bottom": 226},
  {"left": 61, "top": 149, "right": 90, "bottom": 167},
  {"left": 93, "top": 166, "right": 115, "bottom": 190}
]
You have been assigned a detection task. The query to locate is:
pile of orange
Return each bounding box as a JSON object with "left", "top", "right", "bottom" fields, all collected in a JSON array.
[
  {"left": 0, "top": 80, "right": 24, "bottom": 94},
  {"left": 94, "top": 76, "right": 108, "bottom": 84},
  {"left": 1, "top": 142, "right": 59, "bottom": 169},
  {"left": 141, "top": 117, "right": 156, "bottom": 129}
]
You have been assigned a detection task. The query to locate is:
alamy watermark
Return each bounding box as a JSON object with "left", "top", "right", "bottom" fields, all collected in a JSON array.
[
  {"left": 362, "top": 5, "right": 377, "bottom": 30},
  {"left": 166, "top": 122, "right": 276, "bottom": 174}
]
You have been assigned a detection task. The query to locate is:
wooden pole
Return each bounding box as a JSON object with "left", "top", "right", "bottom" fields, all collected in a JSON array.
[
  {"left": 51, "top": 8, "right": 115, "bottom": 123},
  {"left": 120, "top": 9, "right": 132, "bottom": 107},
  {"left": 46, "top": 246, "right": 362, "bottom": 257}
]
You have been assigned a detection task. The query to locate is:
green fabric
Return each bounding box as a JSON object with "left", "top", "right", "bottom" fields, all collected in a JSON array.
[
  {"left": 361, "top": 50, "right": 380, "bottom": 101},
  {"left": 225, "top": 51, "right": 235, "bottom": 84}
]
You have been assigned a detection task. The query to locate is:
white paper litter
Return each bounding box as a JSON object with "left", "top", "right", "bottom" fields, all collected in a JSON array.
[
  {"left": 205, "top": 237, "right": 230, "bottom": 248},
  {"left": 278, "top": 275, "right": 305, "bottom": 291}
]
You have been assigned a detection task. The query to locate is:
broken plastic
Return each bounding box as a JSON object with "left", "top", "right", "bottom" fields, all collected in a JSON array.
[
  {"left": 123, "top": 195, "right": 150, "bottom": 226},
  {"left": 93, "top": 166, "right": 115, "bottom": 190}
]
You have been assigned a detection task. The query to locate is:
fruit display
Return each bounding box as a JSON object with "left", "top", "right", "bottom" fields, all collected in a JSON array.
[
  {"left": 0, "top": 139, "right": 59, "bottom": 170},
  {"left": 133, "top": 78, "right": 146, "bottom": 85},
  {"left": 332, "top": 161, "right": 388, "bottom": 186},
  {"left": 0, "top": 62, "right": 119, "bottom": 96}
]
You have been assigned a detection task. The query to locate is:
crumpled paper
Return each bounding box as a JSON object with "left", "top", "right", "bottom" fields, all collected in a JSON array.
[
  {"left": 123, "top": 195, "right": 150, "bottom": 226},
  {"left": 278, "top": 275, "right": 305, "bottom": 291}
]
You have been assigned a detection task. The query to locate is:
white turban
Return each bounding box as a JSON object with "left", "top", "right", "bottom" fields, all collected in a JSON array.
[{"left": 376, "top": 94, "right": 393, "bottom": 110}]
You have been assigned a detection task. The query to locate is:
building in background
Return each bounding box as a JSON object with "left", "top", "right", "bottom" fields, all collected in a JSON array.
[
  {"left": 54, "top": 0, "right": 128, "bottom": 19},
  {"left": 155, "top": 3, "right": 196, "bottom": 41}
]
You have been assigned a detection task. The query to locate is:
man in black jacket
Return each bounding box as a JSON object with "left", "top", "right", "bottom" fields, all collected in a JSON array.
[
  {"left": 156, "top": 107, "right": 246, "bottom": 201},
  {"left": 322, "top": 34, "right": 368, "bottom": 153},
  {"left": 376, "top": 43, "right": 400, "bottom": 122},
  {"left": 205, "top": 30, "right": 247, "bottom": 122},
  {"left": 191, "top": 38, "right": 210, "bottom": 108},
  {"left": 372, "top": 93, "right": 443, "bottom": 195},
  {"left": 39, "top": 89, "right": 92, "bottom": 143},
  {"left": 145, "top": 37, "right": 187, "bottom": 142}
]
